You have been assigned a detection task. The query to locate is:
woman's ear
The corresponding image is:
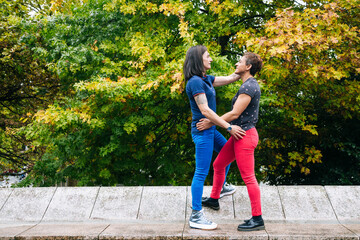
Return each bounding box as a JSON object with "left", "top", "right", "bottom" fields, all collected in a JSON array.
[{"left": 246, "top": 64, "right": 252, "bottom": 71}]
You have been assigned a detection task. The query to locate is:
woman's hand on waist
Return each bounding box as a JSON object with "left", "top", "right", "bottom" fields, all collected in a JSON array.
[
  {"left": 196, "top": 118, "right": 214, "bottom": 131},
  {"left": 229, "top": 125, "right": 246, "bottom": 140}
]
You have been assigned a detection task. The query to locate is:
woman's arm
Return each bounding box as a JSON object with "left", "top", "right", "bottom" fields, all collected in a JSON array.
[
  {"left": 213, "top": 73, "right": 241, "bottom": 87},
  {"left": 221, "top": 94, "right": 251, "bottom": 122},
  {"left": 196, "top": 94, "right": 251, "bottom": 131},
  {"left": 195, "top": 94, "right": 231, "bottom": 129},
  {"left": 195, "top": 93, "right": 246, "bottom": 139}
]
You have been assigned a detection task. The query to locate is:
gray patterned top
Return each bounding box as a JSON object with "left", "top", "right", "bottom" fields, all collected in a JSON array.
[{"left": 230, "top": 77, "right": 261, "bottom": 130}]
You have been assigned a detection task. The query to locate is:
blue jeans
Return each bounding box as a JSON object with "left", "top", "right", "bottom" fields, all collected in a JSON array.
[{"left": 191, "top": 128, "right": 231, "bottom": 210}]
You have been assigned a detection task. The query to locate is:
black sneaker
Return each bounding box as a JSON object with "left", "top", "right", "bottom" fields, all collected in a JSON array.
[
  {"left": 201, "top": 197, "right": 220, "bottom": 210},
  {"left": 237, "top": 216, "right": 265, "bottom": 231}
]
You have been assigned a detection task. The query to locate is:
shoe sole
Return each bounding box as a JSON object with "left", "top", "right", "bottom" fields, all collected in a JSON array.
[
  {"left": 202, "top": 204, "right": 220, "bottom": 210},
  {"left": 220, "top": 189, "right": 236, "bottom": 198},
  {"left": 189, "top": 221, "right": 217, "bottom": 230},
  {"left": 237, "top": 225, "right": 265, "bottom": 231}
]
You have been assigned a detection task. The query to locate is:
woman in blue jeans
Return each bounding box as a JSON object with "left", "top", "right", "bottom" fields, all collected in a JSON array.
[{"left": 184, "top": 45, "right": 246, "bottom": 230}]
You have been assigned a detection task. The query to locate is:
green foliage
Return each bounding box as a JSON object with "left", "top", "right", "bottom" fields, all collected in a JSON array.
[
  {"left": 242, "top": 0, "right": 360, "bottom": 184},
  {"left": 3, "top": 0, "right": 359, "bottom": 186},
  {"left": 0, "top": 0, "right": 61, "bottom": 174},
  {"left": 20, "top": 0, "right": 189, "bottom": 185}
]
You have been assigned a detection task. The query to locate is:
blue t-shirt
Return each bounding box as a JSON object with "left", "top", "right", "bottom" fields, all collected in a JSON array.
[
  {"left": 186, "top": 75, "right": 216, "bottom": 134},
  {"left": 230, "top": 77, "right": 261, "bottom": 130}
]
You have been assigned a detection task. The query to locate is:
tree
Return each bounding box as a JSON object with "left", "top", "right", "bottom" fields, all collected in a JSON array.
[
  {"left": 21, "top": 0, "right": 190, "bottom": 186},
  {"left": 240, "top": 0, "right": 360, "bottom": 184},
  {"left": 0, "top": 0, "right": 60, "bottom": 174},
  {"left": 21, "top": 0, "right": 291, "bottom": 186},
  {"left": 13, "top": 0, "right": 360, "bottom": 186}
]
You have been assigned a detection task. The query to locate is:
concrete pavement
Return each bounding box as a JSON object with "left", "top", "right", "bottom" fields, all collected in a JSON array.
[{"left": 0, "top": 185, "right": 359, "bottom": 239}]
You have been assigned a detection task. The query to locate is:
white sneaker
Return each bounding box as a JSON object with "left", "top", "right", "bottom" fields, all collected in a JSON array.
[
  {"left": 189, "top": 209, "right": 217, "bottom": 230},
  {"left": 220, "top": 182, "right": 236, "bottom": 198}
]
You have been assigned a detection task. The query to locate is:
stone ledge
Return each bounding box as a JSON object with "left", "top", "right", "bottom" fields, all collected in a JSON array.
[
  {"left": 1, "top": 222, "right": 359, "bottom": 240},
  {"left": 0, "top": 186, "right": 359, "bottom": 239}
]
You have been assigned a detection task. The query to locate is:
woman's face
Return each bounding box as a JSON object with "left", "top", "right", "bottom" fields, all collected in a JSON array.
[
  {"left": 235, "top": 56, "right": 250, "bottom": 74},
  {"left": 202, "top": 51, "right": 213, "bottom": 71}
]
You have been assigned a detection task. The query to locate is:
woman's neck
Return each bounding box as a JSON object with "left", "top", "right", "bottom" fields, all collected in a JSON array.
[{"left": 241, "top": 72, "right": 253, "bottom": 82}]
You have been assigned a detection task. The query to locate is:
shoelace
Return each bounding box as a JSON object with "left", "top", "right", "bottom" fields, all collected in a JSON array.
[{"left": 199, "top": 210, "right": 212, "bottom": 224}]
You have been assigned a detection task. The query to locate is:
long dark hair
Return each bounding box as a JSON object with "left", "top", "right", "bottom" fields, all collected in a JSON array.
[{"left": 183, "top": 45, "right": 207, "bottom": 81}]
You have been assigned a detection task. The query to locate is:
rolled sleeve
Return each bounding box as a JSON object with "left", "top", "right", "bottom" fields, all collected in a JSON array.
[{"left": 188, "top": 77, "right": 205, "bottom": 97}]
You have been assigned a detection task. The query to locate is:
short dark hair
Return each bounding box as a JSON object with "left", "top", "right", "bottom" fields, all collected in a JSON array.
[
  {"left": 244, "top": 52, "right": 263, "bottom": 76},
  {"left": 183, "top": 45, "right": 208, "bottom": 81}
]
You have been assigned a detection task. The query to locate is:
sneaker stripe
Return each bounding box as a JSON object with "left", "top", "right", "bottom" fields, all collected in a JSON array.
[
  {"left": 189, "top": 221, "right": 217, "bottom": 230},
  {"left": 220, "top": 188, "right": 236, "bottom": 198}
]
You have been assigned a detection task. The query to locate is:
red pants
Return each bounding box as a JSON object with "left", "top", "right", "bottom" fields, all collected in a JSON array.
[{"left": 210, "top": 127, "right": 262, "bottom": 216}]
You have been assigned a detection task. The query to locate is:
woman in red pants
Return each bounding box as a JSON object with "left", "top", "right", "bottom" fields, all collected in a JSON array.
[{"left": 197, "top": 52, "right": 264, "bottom": 231}]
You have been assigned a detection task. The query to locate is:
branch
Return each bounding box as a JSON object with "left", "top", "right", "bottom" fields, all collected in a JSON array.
[
  {"left": 0, "top": 102, "right": 19, "bottom": 115},
  {"left": 293, "top": 0, "right": 306, "bottom": 7},
  {"left": 231, "top": 14, "right": 268, "bottom": 27},
  {"left": 198, "top": 8, "right": 209, "bottom": 14},
  {"left": 0, "top": 151, "right": 24, "bottom": 166},
  {"left": 0, "top": 146, "right": 36, "bottom": 166},
  {"left": 27, "top": 0, "right": 43, "bottom": 12},
  {"left": 165, "top": 31, "right": 180, "bottom": 54},
  {"left": 0, "top": 95, "right": 38, "bottom": 102}
]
